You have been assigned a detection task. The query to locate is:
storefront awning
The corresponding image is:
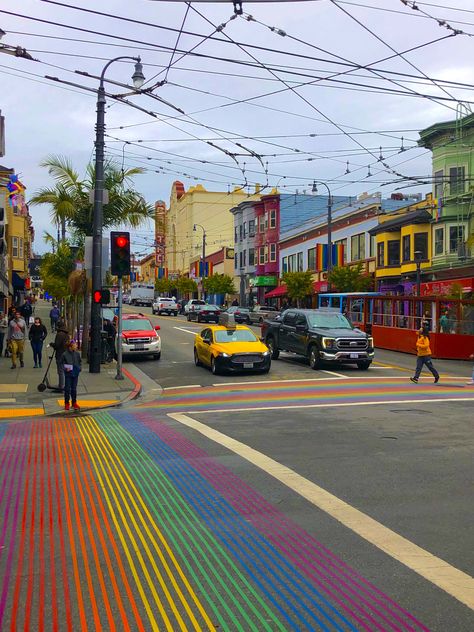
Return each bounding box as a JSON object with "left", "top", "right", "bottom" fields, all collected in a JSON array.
[
  {"left": 265, "top": 284, "right": 287, "bottom": 299},
  {"left": 420, "top": 277, "right": 474, "bottom": 296},
  {"left": 12, "top": 272, "right": 25, "bottom": 290}
]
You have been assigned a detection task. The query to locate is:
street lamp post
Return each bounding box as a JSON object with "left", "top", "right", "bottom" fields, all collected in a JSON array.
[
  {"left": 312, "top": 181, "right": 333, "bottom": 288},
  {"left": 414, "top": 250, "right": 423, "bottom": 298},
  {"left": 193, "top": 224, "right": 206, "bottom": 299},
  {"left": 89, "top": 56, "right": 145, "bottom": 374}
]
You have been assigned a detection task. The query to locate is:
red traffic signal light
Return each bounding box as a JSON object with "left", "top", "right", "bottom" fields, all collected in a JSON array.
[
  {"left": 111, "top": 231, "right": 131, "bottom": 277},
  {"left": 93, "top": 289, "right": 110, "bottom": 304},
  {"left": 115, "top": 235, "right": 128, "bottom": 248}
]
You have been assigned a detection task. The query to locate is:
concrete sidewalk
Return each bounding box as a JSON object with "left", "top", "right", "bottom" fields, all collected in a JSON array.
[{"left": 0, "top": 300, "right": 140, "bottom": 418}]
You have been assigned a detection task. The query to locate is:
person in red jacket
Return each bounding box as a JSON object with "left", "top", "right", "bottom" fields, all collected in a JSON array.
[{"left": 410, "top": 328, "right": 439, "bottom": 384}]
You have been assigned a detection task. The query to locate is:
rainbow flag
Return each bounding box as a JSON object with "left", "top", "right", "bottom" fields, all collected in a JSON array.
[
  {"left": 315, "top": 244, "right": 344, "bottom": 270},
  {"left": 155, "top": 267, "right": 168, "bottom": 279},
  {"left": 192, "top": 261, "right": 213, "bottom": 277}
]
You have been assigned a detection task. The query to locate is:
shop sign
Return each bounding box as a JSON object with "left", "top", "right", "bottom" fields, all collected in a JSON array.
[{"left": 249, "top": 275, "right": 278, "bottom": 287}]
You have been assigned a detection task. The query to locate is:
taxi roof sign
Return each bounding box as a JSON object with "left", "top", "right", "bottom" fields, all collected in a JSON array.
[{"left": 219, "top": 312, "right": 237, "bottom": 328}]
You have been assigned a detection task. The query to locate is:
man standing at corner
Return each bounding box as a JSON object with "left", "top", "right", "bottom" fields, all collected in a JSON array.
[
  {"left": 7, "top": 311, "right": 27, "bottom": 369},
  {"left": 51, "top": 319, "right": 70, "bottom": 391}
]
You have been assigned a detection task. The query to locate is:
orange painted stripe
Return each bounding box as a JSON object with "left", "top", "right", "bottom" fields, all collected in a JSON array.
[
  {"left": 0, "top": 408, "right": 43, "bottom": 419},
  {"left": 56, "top": 420, "right": 102, "bottom": 631},
  {"left": 67, "top": 420, "right": 132, "bottom": 631},
  {"left": 39, "top": 419, "right": 45, "bottom": 632},
  {"left": 46, "top": 421, "right": 59, "bottom": 632},
  {"left": 71, "top": 418, "right": 146, "bottom": 632},
  {"left": 53, "top": 420, "right": 88, "bottom": 631},
  {"left": 23, "top": 420, "right": 39, "bottom": 631},
  {"left": 49, "top": 420, "right": 73, "bottom": 632}
]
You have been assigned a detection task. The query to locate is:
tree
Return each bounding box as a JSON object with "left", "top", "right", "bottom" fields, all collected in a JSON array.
[
  {"left": 328, "top": 263, "right": 373, "bottom": 292},
  {"left": 155, "top": 278, "right": 173, "bottom": 294},
  {"left": 175, "top": 276, "right": 198, "bottom": 295},
  {"left": 203, "top": 274, "right": 235, "bottom": 295},
  {"left": 40, "top": 242, "right": 75, "bottom": 301},
  {"left": 281, "top": 271, "right": 314, "bottom": 306}
]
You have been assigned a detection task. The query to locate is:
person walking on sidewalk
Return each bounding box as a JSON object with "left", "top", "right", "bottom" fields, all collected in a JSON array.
[
  {"left": 29, "top": 317, "right": 48, "bottom": 368},
  {"left": 49, "top": 304, "right": 60, "bottom": 332},
  {"left": 410, "top": 328, "right": 440, "bottom": 384},
  {"left": 60, "top": 340, "right": 81, "bottom": 411},
  {"left": 0, "top": 312, "right": 8, "bottom": 357},
  {"left": 20, "top": 300, "right": 33, "bottom": 330},
  {"left": 7, "top": 311, "right": 27, "bottom": 369},
  {"left": 51, "top": 320, "right": 69, "bottom": 391}
]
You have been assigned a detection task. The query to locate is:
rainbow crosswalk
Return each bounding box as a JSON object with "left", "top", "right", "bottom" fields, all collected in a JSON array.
[
  {"left": 141, "top": 377, "right": 474, "bottom": 414},
  {"left": 0, "top": 408, "right": 432, "bottom": 631}
]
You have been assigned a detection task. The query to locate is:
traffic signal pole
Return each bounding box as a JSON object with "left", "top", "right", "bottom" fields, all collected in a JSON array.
[{"left": 115, "top": 276, "right": 124, "bottom": 381}]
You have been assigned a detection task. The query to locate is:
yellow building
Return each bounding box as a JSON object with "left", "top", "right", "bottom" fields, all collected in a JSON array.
[
  {"left": 138, "top": 252, "right": 156, "bottom": 283},
  {"left": 166, "top": 181, "right": 260, "bottom": 275},
  {"left": 0, "top": 167, "right": 34, "bottom": 307},
  {"left": 370, "top": 194, "right": 436, "bottom": 292}
]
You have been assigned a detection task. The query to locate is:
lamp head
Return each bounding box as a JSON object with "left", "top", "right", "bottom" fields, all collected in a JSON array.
[
  {"left": 132, "top": 60, "right": 145, "bottom": 89},
  {"left": 311, "top": 180, "right": 318, "bottom": 194},
  {"left": 414, "top": 250, "right": 423, "bottom": 261}
]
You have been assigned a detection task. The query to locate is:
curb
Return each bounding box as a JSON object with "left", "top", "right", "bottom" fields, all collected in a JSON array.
[{"left": 121, "top": 366, "right": 142, "bottom": 403}]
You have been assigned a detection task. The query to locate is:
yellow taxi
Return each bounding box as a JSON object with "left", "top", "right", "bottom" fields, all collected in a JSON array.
[{"left": 194, "top": 314, "right": 271, "bottom": 375}]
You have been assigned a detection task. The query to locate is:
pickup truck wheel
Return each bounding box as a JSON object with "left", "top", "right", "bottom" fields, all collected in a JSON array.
[
  {"left": 154, "top": 352, "right": 161, "bottom": 361},
  {"left": 266, "top": 337, "right": 280, "bottom": 360},
  {"left": 308, "top": 345, "right": 321, "bottom": 370},
  {"left": 357, "top": 360, "right": 371, "bottom": 370},
  {"left": 187, "top": 314, "right": 191, "bottom": 321}
]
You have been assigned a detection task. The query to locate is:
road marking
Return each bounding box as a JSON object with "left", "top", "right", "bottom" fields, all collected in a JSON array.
[
  {"left": 163, "top": 385, "right": 202, "bottom": 391},
  {"left": 169, "top": 411, "right": 474, "bottom": 611},
  {"left": 320, "top": 370, "right": 348, "bottom": 378},
  {"left": 0, "top": 408, "right": 44, "bottom": 418},
  {"left": 183, "top": 397, "right": 474, "bottom": 415},
  {"left": 0, "top": 399, "right": 16, "bottom": 403},
  {"left": 173, "top": 327, "right": 199, "bottom": 336},
  {"left": 0, "top": 384, "right": 28, "bottom": 393},
  {"left": 210, "top": 375, "right": 468, "bottom": 388},
  {"left": 368, "top": 365, "right": 394, "bottom": 369}
]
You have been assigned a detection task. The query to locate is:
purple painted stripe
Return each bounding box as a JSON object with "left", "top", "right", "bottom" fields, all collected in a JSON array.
[
  {"left": 138, "top": 413, "right": 429, "bottom": 632},
  {"left": 0, "top": 423, "right": 19, "bottom": 508},
  {"left": 0, "top": 423, "right": 29, "bottom": 627}
]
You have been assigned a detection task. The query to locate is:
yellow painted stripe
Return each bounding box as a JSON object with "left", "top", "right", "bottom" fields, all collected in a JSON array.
[
  {"left": 0, "top": 384, "right": 28, "bottom": 392},
  {"left": 83, "top": 415, "right": 209, "bottom": 631},
  {"left": 76, "top": 416, "right": 163, "bottom": 632},
  {"left": 169, "top": 412, "right": 474, "bottom": 612},
  {"left": 0, "top": 408, "right": 43, "bottom": 418},
  {"left": 57, "top": 399, "right": 119, "bottom": 407},
  {"left": 92, "top": 414, "right": 214, "bottom": 630}
]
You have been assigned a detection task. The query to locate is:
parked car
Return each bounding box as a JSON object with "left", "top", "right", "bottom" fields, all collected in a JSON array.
[
  {"left": 261, "top": 308, "right": 374, "bottom": 370},
  {"left": 152, "top": 297, "right": 178, "bottom": 316},
  {"left": 120, "top": 313, "right": 161, "bottom": 360},
  {"left": 194, "top": 321, "right": 271, "bottom": 375},
  {"left": 187, "top": 304, "right": 221, "bottom": 323},
  {"left": 184, "top": 299, "right": 206, "bottom": 314},
  {"left": 248, "top": 304, "right": 279, "bottom": 325},
  {"left": 226, "top": 306, "right": 251, "bottom": 324}
]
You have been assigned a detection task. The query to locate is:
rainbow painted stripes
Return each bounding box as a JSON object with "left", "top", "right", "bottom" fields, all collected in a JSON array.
[
  {"left": 0, "top": 409, "right": 431, "bottom": 630},
  {"left": 142, "top": 378, "right": 474, "bottom": 413}
]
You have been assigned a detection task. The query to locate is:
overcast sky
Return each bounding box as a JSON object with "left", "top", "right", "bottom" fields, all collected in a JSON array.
[{"left": 1, "top": 0, "right": 473, "bottom": 256}]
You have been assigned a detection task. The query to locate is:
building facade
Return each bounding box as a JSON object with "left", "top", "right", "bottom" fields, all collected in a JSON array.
[
  {"left": 166, "top": 181, "right": 260, "bottom": 276},
  {"left": 230, "top": 200, "right": 257, "bottom": 305}
]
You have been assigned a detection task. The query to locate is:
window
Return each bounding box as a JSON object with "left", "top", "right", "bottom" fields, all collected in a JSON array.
[
  {"left": 434, "top": 227, "right": 444, "bottom": 256},
  {"left": 369, "top": 235, "right": 376, "bottom": 258},
  {"left": 234, "top": 254, "right": 238, "bottom": 269},
  {"left": 377, "top": 242, "right": 385, "bottom": 267},
  {"left": 335, "top": 238, "right": 348, "bottom": 263},
  {"left": 282, "top": 256, "right": 288, "bottom": 273},
  {"left": 259, "top": 215, "right": 265, "bottom": 233},
  {"left": 287, "top": 253, "right": 297, "bottom": 272},
  {"left": 434, "top": 169, "right": 444, "bottom": 198},
  {"left": 12, "top": 236, "right": 18, "bottom": 258},
  {"left": 234, "top": 227, "right": 238, "bottom": 243},
  {"left": 282, "top": 311, "right": 296, "bottom": 326},
  {"left": 297, "top": 251, "right": 303, "bottom": 271},
  {"left": 350, "top": 233, "right": 365, "bottom": 261},
  {"left": 308, "top": 247, "right": 316, "bottom": 271},
  {"left": 449, "top": 225, "right": 465, "bottom": 254},
  {"left": 19, "top": 238, "right": 24, "bottom": 259},
  {"left": 264, "top": 214, "right": 268, "bottom": 229},
  {"left": 414, "top": 232, "right": 428, "bottom": 259},
  {"left": 249, "top": 248, "right": 255, "bottom": 266},
  {"left": 402, "top": 235, "right": 410, "bottom": 262},
  {"left": 295, "top": 314, "right": 307, "bottom": 328},
  {"left": 243, "top": 249, "right": 247, "bottom": 266},
  {"left": 264, "top": 245, "right": 269, "bottom": 263},
  {"left": 243, "top": 222, "right": 247, "bottom": 238},
  {"left": 239, "top": 251, "right": 243, "bottom": 268},
  {"left": 259, "top": 246, "right": 265, "bottom": 265},
  {"left": 248, "top": 219, "right": 255, "bottom": 236},
  {"left": 387, "top": 240, "right": 400, "bottom": 266},
  {"left": 269, "top": 210, "right": 276, "bottom": 229},
  {"left": 269, "top": 243, "right": 277, "bottom": 262},
  {"left": 449, "top": 166, "right": 465, "bottom": 196}
]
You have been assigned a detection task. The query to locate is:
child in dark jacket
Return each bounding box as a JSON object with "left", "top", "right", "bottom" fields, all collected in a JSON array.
[{"left": 60, "top": 340, "right": 81, "bottom": 411}]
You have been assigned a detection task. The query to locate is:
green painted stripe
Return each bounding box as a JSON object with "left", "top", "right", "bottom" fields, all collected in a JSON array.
[{"left": 96, "top": 411, "right": 285, "bottom": 632}]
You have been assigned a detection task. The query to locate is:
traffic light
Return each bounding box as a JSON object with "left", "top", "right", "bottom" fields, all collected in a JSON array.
[
  {"left": 111, "top": 231, "right": 131, "bottom": 277},
  {"left": 93, "top": 289, "right": 110, "bottom": 304}
]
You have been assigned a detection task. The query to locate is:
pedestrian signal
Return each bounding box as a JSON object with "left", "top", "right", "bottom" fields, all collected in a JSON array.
[
  {"left": 110, "top": 231, "right": 131, "bottom": 277},
  {"left": 93, "top": 289, "right": 110, "bottom": 304}
]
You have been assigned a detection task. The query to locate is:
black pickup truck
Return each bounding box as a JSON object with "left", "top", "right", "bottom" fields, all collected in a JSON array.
[{"left": 261, "top": 308, "right": 374, "bottom": 370}]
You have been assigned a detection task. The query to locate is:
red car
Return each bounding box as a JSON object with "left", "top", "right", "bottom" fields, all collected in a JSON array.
[{"left": 121, "top": 313, "right": 161, "bottom": 360}]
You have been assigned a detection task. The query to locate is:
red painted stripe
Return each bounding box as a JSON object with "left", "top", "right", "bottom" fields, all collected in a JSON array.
[
  {"left": 122, "top": 367, "right": 142, "bottom": 402},
  {"left": 49, "top": 420, "right": 73, "bottom": 632},
  {"left": 46, "top": 421, "right": 59, "bottom": 632},
  {"left": 23, "top": 420, "right": 39, "bottom": 631},
  {"left": 70, "top": 419, "right": 145, "bottom": 632},
  {"left": 38, "top": 421, "right": 45, "bottom": 632}
]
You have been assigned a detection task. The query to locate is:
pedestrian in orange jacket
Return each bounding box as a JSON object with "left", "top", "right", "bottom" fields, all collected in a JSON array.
[{"left": 410, "top": 328, "right": 439, "bottom": 384}]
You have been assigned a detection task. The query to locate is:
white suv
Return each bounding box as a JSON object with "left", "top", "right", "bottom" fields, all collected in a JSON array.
[{"left": 152, "top": 297, "right": 178, "bottom": 316}]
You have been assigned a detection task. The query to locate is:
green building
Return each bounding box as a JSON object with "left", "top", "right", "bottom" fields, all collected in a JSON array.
[{"left": 418, "top": 110, "right": 474, "bottom": 292}]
